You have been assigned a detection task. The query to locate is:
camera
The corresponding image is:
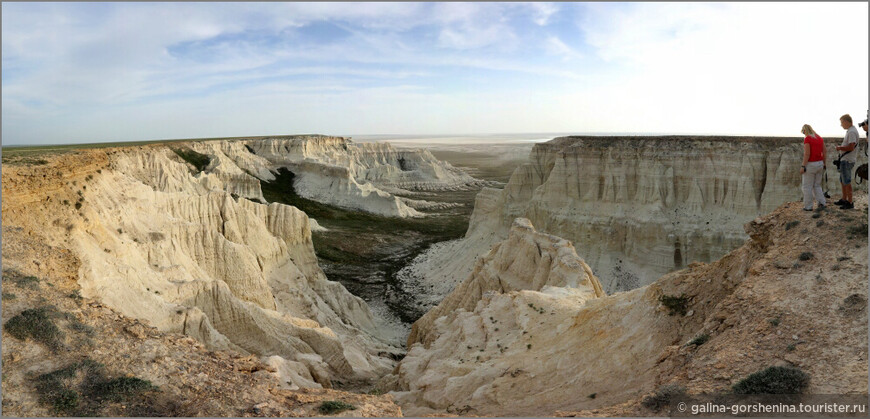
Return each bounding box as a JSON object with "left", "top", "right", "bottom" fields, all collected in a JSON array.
[
  {"left": 834, "top": 158, "right": 841, "bottom": 169},
  {"left": 860, "top": 119, "right": 868, "bottom": 128}
]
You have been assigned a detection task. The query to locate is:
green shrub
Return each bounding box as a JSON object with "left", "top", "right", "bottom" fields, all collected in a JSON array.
[
  {"left": 768, "top": 317, "right": 780, "bottom": 326},
  {"left": 35, "top": 359, "right": 157, "bottom": 415},
  {"left": 642, "top": 384, "right": 686, "bottom": 412},
  {"left": 732, "top": 366, "right": 809, "bottom": 394},
  {"left": 811, "top": 213, "right": 821, "bottom": 219},
  {"left": 318, "top": 400, "right": 356, "bottom": 414},
  {"left": 798, "top": 252, "right": 814, "bottom": 261},
  {"left": 4, "top": 271, "right": 40, "bottom": 289},
  {"left": 43, "top": 388, "right": 80, "bottom": 412},
  {"left": 688, "top": 333, "right": 710, "bottom": 346},
  {"left": 785, "top": 221, "right": 800, "bottom": 231},
  {"left": 35, "top": 360, "right": 100, "bottom": 414},
  {"left": 659, "top": 293, "right": 689, "bottom": 316},
  {"left": 847, "top": 223, "right": 868, "bottom": 237},
  {"left": 4, "top": 307, "right": 64, "bottom": 350},
  {"left": 91, "top": 377, "right": 155, "bottom": 402}
]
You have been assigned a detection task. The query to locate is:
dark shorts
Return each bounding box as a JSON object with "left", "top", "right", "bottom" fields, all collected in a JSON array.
[{"left": 840, "top": 160, "right": 855, "bottom": 185}]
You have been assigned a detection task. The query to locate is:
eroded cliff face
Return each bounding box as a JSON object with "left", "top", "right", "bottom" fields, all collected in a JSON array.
[
  {"left": 402, "top": 136, "right": 843, "bottom": 298},
  {"left": 1, "top": 143, "right": 403, "bottom": 390},
  {"left": 406, "top": 218, "right": 604, "bottom": 347},
  {"left": 241, "top": 135, "right": 486, "bottom": 217},
  {"left": 390, "top": 199, "right": 868, "bottom": 416}
]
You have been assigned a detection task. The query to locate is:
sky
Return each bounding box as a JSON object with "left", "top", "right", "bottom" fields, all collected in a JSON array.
[{"left": 2, "top": 2, "right": 868, "bottom": 145}]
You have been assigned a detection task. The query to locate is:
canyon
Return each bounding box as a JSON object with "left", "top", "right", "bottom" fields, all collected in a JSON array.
[
  {"left": 2, "top": 134, "right": 866, "bottom": 416},
  {"left": 399, "top": 136, "right": 847, "bottom": 308}
]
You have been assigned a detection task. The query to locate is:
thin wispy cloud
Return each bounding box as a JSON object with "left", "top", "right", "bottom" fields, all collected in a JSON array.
[{"left": 2, "top": 2, "right": 867, "bottom": 145}]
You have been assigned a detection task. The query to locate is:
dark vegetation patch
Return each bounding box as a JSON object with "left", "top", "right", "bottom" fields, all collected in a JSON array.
[
  {"left": 4, "top": 307, "right": 64, "bottom": 351},
  {"left": 798, "top": 252, "right": 814, "bottom": 261},
  {"left": 317, "top": 400, "right": 356, "bottom": 414},
  {"left": 688, "top": 333, "right": 710, "bottom": 346},
  {"left": 34, "top": 359, "right": 162, "bottom": 416},
  {"left": 847, "top": 223, "right": 868, "bottom": 237},
  {"left": 659, "top": 293, "right": 689, "bottom": 316},
  {"left": 784, "top": 221, "right": 800, "bottom": 231},
  {"left": 839, "top": 293, "right": 867, "bottom": 316},
  {"left": 732, "top": 366, "right": 809, "bottom": 394},
  {"left": 1, "top": 153, "right": 50, "bottom": 165},
  {"left": 170, "top": 147, "right": 211, "bottom": 172},
  {"left": 3, "top": 269, "right": 40, "bottom": 289}
]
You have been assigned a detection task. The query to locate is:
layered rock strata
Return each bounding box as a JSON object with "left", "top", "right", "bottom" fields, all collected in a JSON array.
[
  {"left": 241, "top": 135, "right": 488, "bottom": 217},
  {"left": 400, "top": 136, "right": 846, "bottom": 297},
  {"left": 391, "top": 199, "right": 868, "bottom": 416},
  {"left": 1, "top": 145, "right": 403, "bottom": 389}
]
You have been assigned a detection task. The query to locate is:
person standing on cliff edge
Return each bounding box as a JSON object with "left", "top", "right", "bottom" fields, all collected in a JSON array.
[
  {"left": 834, "top": 114, "right": 859, "bottom": 209},
  {"left": 800, "top": 124, "right": 826, "bottom": 211}
]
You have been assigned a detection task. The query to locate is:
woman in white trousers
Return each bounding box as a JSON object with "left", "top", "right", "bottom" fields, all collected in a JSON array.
[{"left": 800, "top": 124, "right": 826, "bottom": 211}]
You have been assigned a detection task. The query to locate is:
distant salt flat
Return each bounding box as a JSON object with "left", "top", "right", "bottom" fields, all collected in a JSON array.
[
  {"left": 349, "top": 132, "right": 679, "bottom": 147},
  {"left": 350, "top": 133, "right": 568, "bottom": 146}
]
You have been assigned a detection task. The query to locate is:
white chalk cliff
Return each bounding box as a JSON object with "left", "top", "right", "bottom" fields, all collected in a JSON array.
[
  {"left": 390, "top": 218, "right": 614, "bottom": 415},
  {"left": 400, "top": 136, "right": 840, "bottom": 298},
  {"left": 69, "top": 144, "right": 401, "bottom": 388},
  {"left": 240, "top": 135, "right": 486, "bottom": 217}
]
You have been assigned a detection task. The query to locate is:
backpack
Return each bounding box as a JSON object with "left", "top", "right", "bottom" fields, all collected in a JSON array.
[
  {"left": 856, "top": 139, "right": 869, "bottom": 184},
  {"left": 856, "top": 163, "right": 868, "bottom": 184}
]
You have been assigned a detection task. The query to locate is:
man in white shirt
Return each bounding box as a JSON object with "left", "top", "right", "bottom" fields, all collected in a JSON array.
[{"left": 834, "top": 114, "right": 859, "bottom": 209}]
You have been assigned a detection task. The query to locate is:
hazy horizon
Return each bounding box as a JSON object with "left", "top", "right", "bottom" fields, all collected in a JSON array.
[
  {"left": 5, "top": 130, "right": 862, "bottom": 149},
  {"left": 3, "top": 2, "right": 868, "bottom": 146}
]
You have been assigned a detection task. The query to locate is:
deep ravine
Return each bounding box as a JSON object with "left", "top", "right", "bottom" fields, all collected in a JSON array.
[{"left": 259, "top": 167, "right": 485, "bottom": 345}]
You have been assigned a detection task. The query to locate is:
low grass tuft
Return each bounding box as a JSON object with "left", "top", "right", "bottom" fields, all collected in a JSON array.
[
  {"left": 91, "top": 377, "right": 156, "bottom": 402},
  {"left": 2, "top": 270, "right": 41, "bottom": 289},
  {"left": 785, "top": 221, "right": 800, "bottom": 231},
  {"left": 732, "top": 366, "right": 809, "bottom": 394},
  {"left": 659, "top": 293, "right": 689, "bottom": 316},
  {"left": 318, "top": 400, "right": 356, "bottom": 414},
  {"left": 4, "top": 307, "right": 64, "bottom": 350},
  {"left": 35, "top": 359, "right": 157, "bottom": 415},
  {"left": 847, "top": 223, "right": 868, "bottom": 237},
  {"left": 688, "top": 333, "right": 710, "bottom": 346}
]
